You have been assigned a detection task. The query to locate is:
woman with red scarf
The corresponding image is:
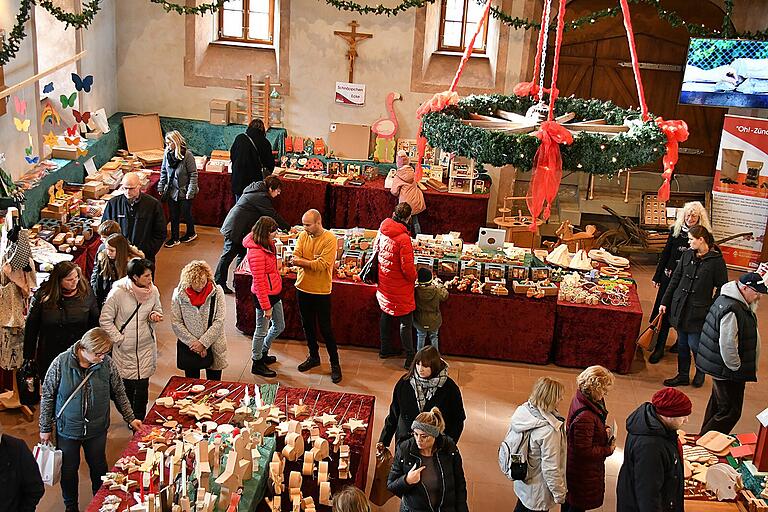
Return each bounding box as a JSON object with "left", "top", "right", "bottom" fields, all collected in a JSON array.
[{"left": 170, "top": 260, "right": 228, "bottom": 380}]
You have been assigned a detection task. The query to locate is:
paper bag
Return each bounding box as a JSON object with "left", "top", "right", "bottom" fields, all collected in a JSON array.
[
  {"left": 369, "top": 447, "right": 394, "bottom": 506},
  {"left": 33, "top": 442, "right": 62, "bottom": 486}
]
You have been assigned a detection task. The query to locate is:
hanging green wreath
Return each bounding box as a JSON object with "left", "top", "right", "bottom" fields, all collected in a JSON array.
[{"left": 420, "top": 94, "right": 668, "bottom": 176}]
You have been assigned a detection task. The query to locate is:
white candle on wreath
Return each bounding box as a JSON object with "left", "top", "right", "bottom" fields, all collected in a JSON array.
[
  {"left": 159, "top": 452, "right": 164, "bottom": 485},
  {"left": 255, "top": 385, "right": 262, "bottom": 408},
  {"left": 181, "top": 450, "right": 187, "bottom": 497}
]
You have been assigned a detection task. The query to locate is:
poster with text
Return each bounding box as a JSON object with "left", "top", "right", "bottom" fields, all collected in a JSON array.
[{"left": 335, "top": 82, "right": 366, "bottom": 106}]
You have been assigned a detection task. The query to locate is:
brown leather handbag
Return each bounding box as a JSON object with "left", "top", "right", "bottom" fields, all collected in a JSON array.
[
  {"left": 636, "top": 313, "right": 663, "bottom": 352},
  {"left": 369, "top": 447, "right": 395, "bottom": 506}
]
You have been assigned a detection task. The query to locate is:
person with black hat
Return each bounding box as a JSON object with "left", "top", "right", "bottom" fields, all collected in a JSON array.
[
  {"left": 414, "top": 268, "right": 449, "bottom": 352},
  {"left": 617, "top": 387, "right": 692, "bottom": 512},
  {"left": 696, "top": 271, "right": 765, "bottom": 435}
]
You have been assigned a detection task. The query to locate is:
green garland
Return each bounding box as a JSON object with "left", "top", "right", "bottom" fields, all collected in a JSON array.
[
  {"left": 323, "top": 0, "right": 435, "bottom": 16},
  {"left": 149, "top": 0, "right": 226, "bottom": 15},
  {"left": 420, "top": 94, "right": 668, "bottom": 176},
  {"left": 0, "top": 0, "right": 32, "bottom": 66}
]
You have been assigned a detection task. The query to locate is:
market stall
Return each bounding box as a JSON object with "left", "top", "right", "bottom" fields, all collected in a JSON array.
[{"left": 86, "top": 376, "right": 375, "bottom": 512}]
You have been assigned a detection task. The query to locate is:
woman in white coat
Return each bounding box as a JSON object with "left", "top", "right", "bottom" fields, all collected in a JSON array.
[
  {"left": 99, "top": 258, "right": 163, "bottom": 420},
  {"left": 171, "top": 260, "right": 227, "bottom": 380},
  {"left": 506, "top": 377, "right": 567, "bottom": 512}
]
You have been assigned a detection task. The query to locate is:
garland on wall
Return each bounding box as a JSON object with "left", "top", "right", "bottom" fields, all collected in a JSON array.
[{"left": 419, "top": 94, "right": 668, "bottom": 175}]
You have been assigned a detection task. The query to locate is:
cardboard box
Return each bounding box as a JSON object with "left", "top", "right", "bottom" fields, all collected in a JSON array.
[
  {"left": 40, "top": 207, "right": 68, "bottom": 223},
  {"left": 211, "top": 150, "right": 231, "bottom": 160},
  {"left": 51, "top": 146, "right": 78, "bottom": 160},
  {"left": 328, "top": 123, "right": 371, "bottom": 160},
  {"left": 210, "top": 100, "right": 231, "bottom": 126},
  {"left": 123, "top": 113, "right": 164, "bottom": 153},
  {"left": 207, "top": 159, "right": 230, "bottom": 173}
]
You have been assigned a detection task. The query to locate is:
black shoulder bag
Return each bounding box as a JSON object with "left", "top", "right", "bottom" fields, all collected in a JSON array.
[{"left": 176, "top": 294, "right": 216, "bottom": 371}]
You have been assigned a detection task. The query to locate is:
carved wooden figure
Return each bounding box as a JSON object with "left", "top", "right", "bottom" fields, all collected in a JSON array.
[
  {"left": 311, "top": 437, "right": 330, "bottom": 461},
  {"left": 282, "top": 432, "right": 305, "bottom": 461},
  {"left": 319, "top": 482, "right": 332, "bottom": 506},
  {"left": 302, "top": 450, "right": 315, "bottom": 476},
  {"left": 318, "top": 461, "right": 330, "bottom": 483}
]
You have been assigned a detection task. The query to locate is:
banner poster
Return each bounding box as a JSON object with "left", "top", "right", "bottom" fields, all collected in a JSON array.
[
  {"left": 335, "top": 82, "right": 366, "bottom": 105},
  {"left": 711, "top": 114, "right": 768, "bottom": 270}
]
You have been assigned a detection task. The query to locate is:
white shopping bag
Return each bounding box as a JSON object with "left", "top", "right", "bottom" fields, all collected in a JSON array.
[{"left": 33, "top": 442, "right": 62, "bottom": 486}]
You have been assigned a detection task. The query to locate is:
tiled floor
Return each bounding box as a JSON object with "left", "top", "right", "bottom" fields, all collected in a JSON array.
[{"left": 2, "top": 226, "right": 766, "bottom": 511}]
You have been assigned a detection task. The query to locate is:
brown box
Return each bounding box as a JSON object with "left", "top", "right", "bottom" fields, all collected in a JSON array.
[
  {"left": 210, "top": 100, "right": 231, "bottom": 126},
  {"left": 48, "top": 200, "right": 69, "bottom": 214},
  {"left": 51, "top": 146, "right": 78, "bottom": 160},
  {"left": 328, "top": 123, "right": 371, "bottom": 160},
  {"left": 40, "top": 207, "right": 68, "bottom": 223},
  {"left": 211, "top": 150, "right": 231, "bottom": 160}
]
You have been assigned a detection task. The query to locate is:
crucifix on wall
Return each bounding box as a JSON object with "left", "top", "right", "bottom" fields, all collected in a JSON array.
[{"left": 334, "top": 21, "right": 373, "bottom": 83}]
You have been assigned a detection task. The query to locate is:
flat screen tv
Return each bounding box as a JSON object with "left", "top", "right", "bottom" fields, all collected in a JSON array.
[{"left": 680, "top": 38, "right": 768, "bottom": 109}]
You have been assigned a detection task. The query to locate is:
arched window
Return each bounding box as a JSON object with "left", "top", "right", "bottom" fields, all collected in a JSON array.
[
  {"left": 218, "top": 0, "right": 275, "bottom": 45},
  {"left": 439, "top": 0, "right": 489, "bottom": 53}
]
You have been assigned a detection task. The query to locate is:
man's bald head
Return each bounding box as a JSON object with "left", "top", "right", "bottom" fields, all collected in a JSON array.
[
  {"left": 121, "top": 172, "right": 142, "bottom": 200},
  {"left": 302, "top": 209, "right": 323, "bottom": 235}
]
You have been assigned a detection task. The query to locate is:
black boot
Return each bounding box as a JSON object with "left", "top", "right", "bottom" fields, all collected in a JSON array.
[
  {"left": 692, "top": 371, "right": 705, "bottom": 388},
  {"left": 251, "top": 358, "right": 277, "bottom": 377},
  {"left": 663, "top": 374, "right": 689, "bottom": 387},
  {"left": 648, "top": 341, "right": 666, "bottom": 364},
  {"left": 331, "top": 364, "right": 343, "bottom": 384},
  {"left": 262, "top": 352, "right": 277, "bottom": 365},
  {"left": 298, "top": 356, "right": 321, "bottom": 372}
]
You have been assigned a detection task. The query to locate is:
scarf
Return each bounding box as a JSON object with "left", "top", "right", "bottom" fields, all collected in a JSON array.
[
  {"left": 186, "top": 281, "right": 213, "bottom": 307},
  {"left": 166, "top": 149, "right": 182, "bottom": 168},
  {"left": 410, "top": 365, "right": 449, "bottom": 411},
  {"left": 130, "top": 280, "right": 154, "bottom": 304}
]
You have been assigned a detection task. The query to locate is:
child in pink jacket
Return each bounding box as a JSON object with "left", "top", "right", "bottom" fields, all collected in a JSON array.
[{"left": 391, "top": 150, "right": 426, "bottom": 234}]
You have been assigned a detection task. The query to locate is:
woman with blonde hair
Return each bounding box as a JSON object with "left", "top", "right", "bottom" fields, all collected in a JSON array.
[
  {"left": 388, "top": 407, "right": 468, "bottom": 512},
  {"left": 91, "top": 233, "right": 144, "bottom": 307},
  {"left": 171, "top": 260, "right": 227, "bottom": 380},
  {"left": 331, "top": 486, "right": 371, "bottom": 512},
  {"left": 159, "top": 130, "right": 198, "bottom": 247},
  {"left": 649, "top": 201, "right": 710, "bottom": 363},
  {"left": 563, "top": 366, "right": 616, "bottom": 512},
  {"left": 504, "top": 377, "right": 567, "bottom": 512}
]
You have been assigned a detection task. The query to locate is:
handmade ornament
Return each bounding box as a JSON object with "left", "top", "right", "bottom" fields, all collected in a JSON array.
[{"left": 372, "top": 92, "right": 401, "bottom": 163}]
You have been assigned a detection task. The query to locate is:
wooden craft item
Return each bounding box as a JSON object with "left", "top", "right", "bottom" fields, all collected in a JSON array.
[
  {"left": 303, "top": 497, "right": 316, "bottom": 512},
  {"left": 302, "top": 450, "right": 315, "bottom": 476},
  {"left": 705, "top": 463, "right": 742, "bottom": 500},
  {"left": 265, "top": 496, "right": 281, "bottom": 512},
  {"left": 311, "top": 437, "right": 330, "bottom": 461},
  {"left": 277, "top": 419, "right": 302, "bottom": 437},
  {"left": 289, "top": 470, "right": 303, "bottom": 490},
  {"left": 697, "top": 431, "right": 737, "bottom": 454},
  {"left": 333, "top": 21, "right": 373, "bottom": 83},
  {"left": 216, "top": 399, "right": 235, "bottom": 413},
  {"left": 290, "top": 400, "right": 311, "bottom": 418},
  {"left": 292, "top": 495, "right": 301, "bottom": 512},
  {"left": 318, "top": 461, "right": 329, "bottom": 483},
  {"left": 237, "top": 458, "right": 253, "bottom": 482},
  {"left": 683, "top": 445, "right": 719, "bottom": 465},
  {"left": 282, "top": 432, "right": 305, "bottom": 461},
  {"left": 342, "top": 418, "right": 368, "bottom": 433},
  {"left": 338, "top": 444, "right": 350, "bottom": 479},
  {"left": 214, "top": 453, "right": 241, "bottom": 490},
  {"left": 251, "top": 446, "right": 262, "bottom": 472},
  {"left": 269, "top": 460, "right": 284, "bottom": 494},
  {"left": 319, "top": 482, "right": 332, "bottom": 506}
]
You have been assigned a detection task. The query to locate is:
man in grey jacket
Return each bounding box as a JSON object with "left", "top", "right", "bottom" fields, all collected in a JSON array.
[{"left": 696, "top": 272, "right": 765, "bottom": 435}]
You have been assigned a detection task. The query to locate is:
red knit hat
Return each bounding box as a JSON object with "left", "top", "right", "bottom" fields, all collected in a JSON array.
[{"left": 651, "top": 387, "right": 692, "bottom": 417}]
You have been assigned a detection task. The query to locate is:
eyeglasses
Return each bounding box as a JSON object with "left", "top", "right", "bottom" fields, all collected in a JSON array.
[{"left": 412, "top": 432, "right": 433, "bottom": 440}]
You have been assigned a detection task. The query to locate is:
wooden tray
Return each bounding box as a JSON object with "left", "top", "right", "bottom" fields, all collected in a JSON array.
[{"left": 697, "top": 431, "right": 736, "bottom": 454}]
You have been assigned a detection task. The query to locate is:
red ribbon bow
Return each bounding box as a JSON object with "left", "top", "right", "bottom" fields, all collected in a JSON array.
[
  {"left": 655, "top": 118, "right": 689, "bottom": 202},
  {"left": 526, "top": 121, "right": 573, "bottom": 231},
  {"left": 512, "top": 82, "right": 559, "bottom": 99}
]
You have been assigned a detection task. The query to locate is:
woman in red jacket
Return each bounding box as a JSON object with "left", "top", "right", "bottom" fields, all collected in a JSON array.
[
  {"left": 564, "top": 365, "right": 616, "bottom": 512},
  {"left": 376, "top": 202, "right": 418, "bottom": 368},
  {"left": 243, "top": 216, "right": 283, "bottom": 377}
]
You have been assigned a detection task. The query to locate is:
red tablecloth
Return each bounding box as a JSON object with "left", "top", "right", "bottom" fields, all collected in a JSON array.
[
  {"left": 87, "top": 376, "right": 374, "bottom": 511},
  {"left": 234, "top": 270, "right": 557, "bottom": 365},
  {"left": 71, "top": 233, "right": 103, "bottom": 278},
  {"left": 553, "top": 286, "right": 643, "bottom": 374},
  {"left": 146, "top": 170, "right": 235, "bottom": 228},
  {"left": 272, "top": 179, "right": 330, "bottom": 227}
]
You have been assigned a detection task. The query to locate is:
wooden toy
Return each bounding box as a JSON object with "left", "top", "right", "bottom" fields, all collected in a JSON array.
[
  {"left": 342, "top": 418, "right": 368, "bottom": 433},
  {"left": 282, "top": 432, "right": 304, "bottom": 461},
  {"left": 319, "top": 482, "right": 332, "bottom": 506},
  {"left": 318, "top": 461, "right": 329, "bottom": 483},
  {"left": 265, "top": 496, "right": 281, "bottom": 512},
  {"left": 311, "top": 437, "right": 330, "bottom": 461},
  {"left": 315, "top": 413, "right": 337, "bottom": 426},
  {"left": 290, "top": 400, "right": 311, "bottom": 418},
  {"left": 302, "top": 450, "right": 314, "bottom": 476}
]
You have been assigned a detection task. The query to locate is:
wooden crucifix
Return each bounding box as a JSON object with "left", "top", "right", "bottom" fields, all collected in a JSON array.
[{"left": 334, "top": 21, "right": 373, "bottom": 83}]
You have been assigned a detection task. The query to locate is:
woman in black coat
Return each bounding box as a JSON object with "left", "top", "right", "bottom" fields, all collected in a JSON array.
[
  {"left": 90, "top": 233, "right": 144, "bottom": 308},
  {"left": 23, "top": 261, "right": 99, "bottom": 378},
  {"left": 378, "top": 346, "right": 465, "bottom": 453},
  {"left": 660, "top": 225, "right": 728, "bottom": 388},
  {"left": 649, "top": 202, "right": 710, "bottom": 363},
  {"left": 387, "top": 408, "right": 468, "bottom": 512},
  {"left": 230, "top": 119, "right": 275, "bottom": 201}
]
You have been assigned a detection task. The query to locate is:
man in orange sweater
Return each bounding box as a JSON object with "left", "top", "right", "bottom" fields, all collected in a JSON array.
[{"left": 291, "top": 209, "right": 342, "bottom": 383}]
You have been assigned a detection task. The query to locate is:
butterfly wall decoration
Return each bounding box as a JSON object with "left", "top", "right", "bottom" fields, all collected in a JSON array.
[
  {"left": 73, "top": 110, "right": 91, "bottom": 124},
  {"left": 65, "top": 136, "right": 81, "bottom": 146},
  {"left": 13, "top": 117, "right": 31, "bottom": 132},
  {"left": 66, "top": 125, "right": 78, "bottom": 137},
  {"left": 13, "top": 97, "right": 27, "bottom": 116},
  {"left": 25, "top": 155, "right": 40, "bottom": 165},
  {"left": 71, "top": 73, "right": 94, "bottom": 93},
  {"left": 43, "top": 82, "right": 55, "bottom": 94},
  {"left": 60, "top": 92, "right": 77, "bottom": 109}
]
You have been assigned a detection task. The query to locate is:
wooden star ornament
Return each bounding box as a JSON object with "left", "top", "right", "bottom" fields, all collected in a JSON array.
[{"left": 342, "top": 418, "right": 368, "bottom": 433}]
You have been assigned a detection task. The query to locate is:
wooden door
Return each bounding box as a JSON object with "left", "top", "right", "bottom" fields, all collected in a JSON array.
[{"left": 549, "top": 0, "right": 730, "bottom": 176}]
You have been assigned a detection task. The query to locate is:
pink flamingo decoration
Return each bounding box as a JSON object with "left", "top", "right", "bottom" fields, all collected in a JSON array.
[{"left": 371, "top": 92, "right": 401, "bottom": 163}]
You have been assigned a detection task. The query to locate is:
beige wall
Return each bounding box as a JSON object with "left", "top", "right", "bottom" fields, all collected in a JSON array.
[{"left": 115, "top": 0, "right": 530, "bottom": 140}]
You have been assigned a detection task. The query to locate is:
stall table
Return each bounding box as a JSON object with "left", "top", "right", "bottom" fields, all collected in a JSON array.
[
  {"left": 86, "top": 376, "right": 375, "bottom": 511},
  {"left": 71, "top": 233, "right": 103, "bottom": 278},
  {"left": 146, "top": 170, "right": 234, "bottom": 228},
  {"left": 235, "top": 270, "right": 556, "bottom": 365}
]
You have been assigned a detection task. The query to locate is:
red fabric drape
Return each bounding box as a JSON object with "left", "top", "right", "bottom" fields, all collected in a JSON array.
[{"left": 655, "top": 118, "right": 689, "bottom": 201}]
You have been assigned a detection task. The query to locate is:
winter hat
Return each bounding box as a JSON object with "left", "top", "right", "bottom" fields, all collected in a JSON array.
[
  {"left": 417, "top": 267, "right": 432, "bottom": 284},
  {"left": 739, "top": 272, "right": 767, "bottom": 294},
  {"left": 651, "top": 387, "right": 692, "bottom": 417},
  {"left": 396, "top": 150, "right": 410, "bottom": 168}
]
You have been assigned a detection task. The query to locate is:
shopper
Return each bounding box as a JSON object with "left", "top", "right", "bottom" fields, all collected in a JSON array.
[
  {"left": 39, "top": 328, "right": 141, "bottom": 512},
  {"left": 99, "top": 258, "right": 163, "bottom": 420},
  {"left": 171, "top": 260, "right": 227, "bottom": 380},
  {"left": 0, "top": 425, "right": 44, "bottom": 512},
  {"left": 216, "top": 175, "right": 289, "bottom": 293},
  {"left": 649, "top": 201, "right": 710, "bottom": 363},
  {"left": 506, "top": 377, "right": 567, "bottom": 512},
  {"left": 390, "top": 150, "right": 426, "bottom": 234},
  {"left": 331, "top": 486, "right": 372, "bottom": 512},
  {"left": 230, "top": 119, "right": 275, "bottom": 201},
  {"left": 24, "top": 261, "right": 99, "bottom": 378},
  {"left": 158, "top": 130, "right": 199, "bottom": 248},
  {"left": 101, "top": 172, "right": 166, "bottom": 262},
  {"left": 564, "top": 366, "right": 616, "bottom": 512},
  {"left": 378, "top": 345, "right": 465, "bottom": 453},
  {"left": 616, "top": 387, "right": 691, "bottom": 512},
  {"left": 660, "top": 225, "right": 728, "bottom": 388},
  {"left": 244, "top": 216, "right": 284, "bottom": 378},
  {"left": 291, "top": 209, "right": 342, "bottom": 383},
  {"left": 376, "top": 202, "right": 418, "bottom": 368},
  {"left": 96, "top": 219, "right": 121, "bottom": 252},
  {"left": 414, "top": 268, "right": 449, "bottom": 352},
  {"left": 90, "top": 233, "right": 144, "bottom": 308},
  {"left": 387, "top": 407, "right": 468, "bottom": 512},
  {"left": 697, "top": 272, "right": 765, "bottom": 435}
]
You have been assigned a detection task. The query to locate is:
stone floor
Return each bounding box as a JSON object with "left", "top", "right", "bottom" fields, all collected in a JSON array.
[{"left": 2, "top": 226, "right": 766, "bottom": 511}]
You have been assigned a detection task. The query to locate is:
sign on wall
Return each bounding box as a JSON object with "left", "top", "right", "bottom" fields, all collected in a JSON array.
[
  {"left": 711, "top": 114, "right": 768, "bottom": 270},
  {"left": 335, "top": 82, "right": 366, "bottom": 106}
]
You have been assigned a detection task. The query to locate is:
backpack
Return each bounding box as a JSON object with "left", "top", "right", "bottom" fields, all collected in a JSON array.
[{"left": 499, "top": 424, "right": 531, "bottom": 481}]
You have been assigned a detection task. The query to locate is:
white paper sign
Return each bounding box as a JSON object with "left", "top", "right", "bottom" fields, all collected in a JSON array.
[
  {"left": 335, "top": 82, "right": 366, "bottom": 106},
  {"left": 84, "top": 158, "right": 97, "bottom": 177}
]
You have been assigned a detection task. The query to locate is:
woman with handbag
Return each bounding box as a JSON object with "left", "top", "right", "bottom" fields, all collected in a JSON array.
[
  {"left": 387, "top": 407, "right": 468, "bottom": 512},
  {"left": 243, "top": 216, "right": 284, "bottom": 378},
  {"left": 158, "top": 130, "right": 199, "bottom": 248},
  {"left": 660, "top": 224, "right": 728, "bottom": 388},
  {"left": 90, "top": 233, "right": 144, "bottom": 308},
  {"left": 171, "top": 260, "right": 227, "bottom": 380},
  {"left": 563, "top": 366, "right": 616, "bottom": 512},
  {"left": 506, "top": 377, "right": 567, "bottom": 512},
  {"left": 230, "top": 119, "right": 275, "bottom": 202},
  {"left": 99, "top": 258, "right": 163, "bottom": 420},
  {"left": 38, "top": 328, "right": 141, "bottom": 512},
  {"left": 648, "top": 201, "right": 710, "bottom": 363},
  {"left": 24, "top": 261, "right": 99, "bottom": 379}
]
